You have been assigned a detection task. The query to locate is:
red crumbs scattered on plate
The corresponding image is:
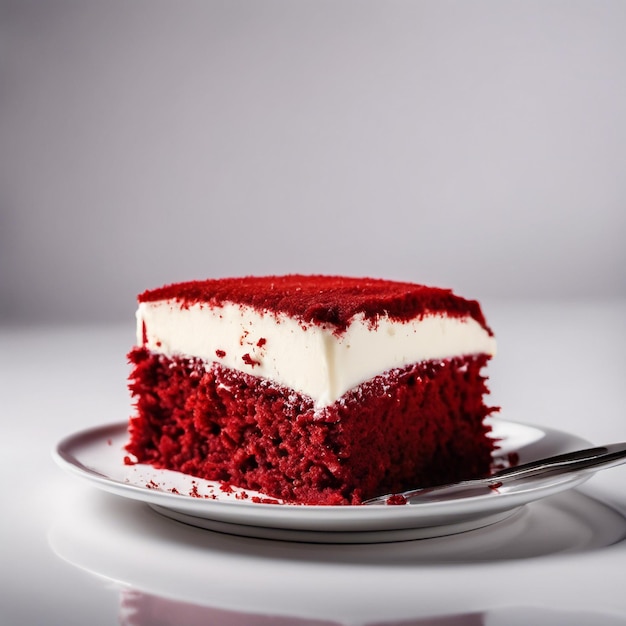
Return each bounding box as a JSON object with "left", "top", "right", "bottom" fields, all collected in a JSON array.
[{"left": 385, "top": 494, "right": 408, "bottom": 505}]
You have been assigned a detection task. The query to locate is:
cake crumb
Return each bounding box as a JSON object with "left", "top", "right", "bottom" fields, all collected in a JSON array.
[
  {"left": 242, "top": 353, "right": 260, "bottom": 367},
  {"left": 385, "top": 494, "right": 408, "bottom": 505},
  {"left": 507, "top": 452, "right": 520, "bottom": 467},
  {"left": 239, "top": 330, "right": 249, "bottom": 346},
  {"left": 251, "top": 496, "right": 282, "bottom": 505}
]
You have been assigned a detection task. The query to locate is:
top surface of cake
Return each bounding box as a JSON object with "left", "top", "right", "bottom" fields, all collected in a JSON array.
[{"left": 138, "top": 274, "right": 492, "bottom": 335}]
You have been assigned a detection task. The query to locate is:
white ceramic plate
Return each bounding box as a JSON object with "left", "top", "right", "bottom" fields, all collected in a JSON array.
[{"left": 53, "top": 418, "right": 592, "bottom": 543}]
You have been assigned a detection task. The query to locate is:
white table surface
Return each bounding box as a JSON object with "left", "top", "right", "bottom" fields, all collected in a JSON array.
[{"left": 2, "top": 299, "right": 626, "bottom": 626}]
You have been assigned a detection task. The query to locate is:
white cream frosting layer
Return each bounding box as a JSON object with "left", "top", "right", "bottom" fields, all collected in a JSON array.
[{"left": 137, "top": 301, "right": 496, "bottom": 408}]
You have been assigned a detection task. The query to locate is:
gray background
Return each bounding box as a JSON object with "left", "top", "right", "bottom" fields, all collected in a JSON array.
[{"left": 2, "top": 0, "right": 625, "bottom": 324}]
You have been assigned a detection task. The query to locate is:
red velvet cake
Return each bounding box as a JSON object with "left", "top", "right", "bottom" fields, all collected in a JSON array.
[{"left": 126, "top": 275, "right": 497, "bottom": 505}]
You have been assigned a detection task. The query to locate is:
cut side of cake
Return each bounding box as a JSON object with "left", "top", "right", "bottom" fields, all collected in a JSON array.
[{"left": 126, "top": 275, "right": 497, "bottom": 505}]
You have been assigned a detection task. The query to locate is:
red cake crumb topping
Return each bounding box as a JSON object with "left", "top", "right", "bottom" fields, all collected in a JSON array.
[
  {"left": 215, "top": 349, "right": 226, "bottom": 358},
  {"left": 138, "top": 275, "right": 492, "bottom": 335}
]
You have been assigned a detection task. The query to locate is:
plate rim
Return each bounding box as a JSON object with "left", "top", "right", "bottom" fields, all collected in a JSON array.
[{"left": 53, "top": 417, "right": 592, "bottom": 535}]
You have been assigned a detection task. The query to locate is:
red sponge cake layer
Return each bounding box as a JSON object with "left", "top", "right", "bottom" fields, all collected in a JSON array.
[{"left": 127, "top": 350, "right": 493, "bottom": 505}]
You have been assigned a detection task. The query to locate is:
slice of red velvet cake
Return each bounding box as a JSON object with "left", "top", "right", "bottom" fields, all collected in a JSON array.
[{"left": 126, "top": 275, "right": 497, "bottom": 505}]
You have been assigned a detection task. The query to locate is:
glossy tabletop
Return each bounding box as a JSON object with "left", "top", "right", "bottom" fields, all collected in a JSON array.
[{"left": 2, "top": 299, "right": 626, "bottom": 625}]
